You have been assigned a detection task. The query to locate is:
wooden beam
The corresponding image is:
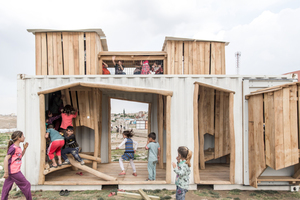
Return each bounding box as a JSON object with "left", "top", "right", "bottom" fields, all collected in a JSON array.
[
  {"left": 138, "top": 189, "right": 151, "bottom": 200},
  {"left": 99, "top": 51, "right": 167, "bottom": 56},
  {"left": 38, "top": 94, "right": 46, "bottom": 185},
  {"left": 78, "top": 153, "right": 101, "bottom": 162},
  {"left": 199, "top": 86, "right": 205, "bottom": 169},
  {"left": 193, "top": 84, "right": 200, "bottom": 183},
  {"left": 67, "top": 155, "right": 116, "bottom": 181},
  {"left": 93, "top": 89, "right": 99, "bottom": 169},
  {"left": 158, "top": 95, "right": 164, "bottom": 168},
  {"left": 166, "top": 95, "right": 171, "bottom": 183},
  {"left": 194, "top": 82, "right": 235, "bottom": 94},
  {"left": 118, "top": 191, "right": 160, "bottom": 200},
  {"left": 108, "top": 97, "right": 111, "bottom": 163},
  {"left": 257, "top": 176, "right": 300, "bottom": 182},
  {"left": 43, "top": 164, "right": 71, "bottom": 175},
  {"left": 79, "top": 82, "right": 173, "bottom": 96},
  {"left": 148, "top": 103, "right": 151, "bottom": 134},
  {"left": 37, "top": 82, "right": 80, "bottom": 95},
  {"left": 229, "top": 93, "right": 235, "bottom": 184},
  {"left": 100, "top": 55, "right": 165, "bottom": 61},
  {"left": 293, "top": 167, "right": 300, "bottom": 179}
]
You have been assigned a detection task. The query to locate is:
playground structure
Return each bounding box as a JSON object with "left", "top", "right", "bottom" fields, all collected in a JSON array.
[{"left": 17, "top": 29, "right": 299, "bottom": 190}]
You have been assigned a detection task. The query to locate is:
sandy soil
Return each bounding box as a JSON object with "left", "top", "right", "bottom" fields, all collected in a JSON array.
[{"left": 0, "top": 115, "right": 16, "bottom": 129}]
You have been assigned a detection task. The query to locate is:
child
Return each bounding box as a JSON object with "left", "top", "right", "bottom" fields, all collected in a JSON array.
[
  {"left": 145, "top": 132, "right": 160, "bottom": 181},
  {"left": 172, "top": 146, "right": 192, "bottom": 200},
  {"left": 112, "top": 56, "right": 126, "bottom": 75},
  {"left": 102, "top": 61, "right": 111, "bottom": 75},
  {"left": 46, "top": 124, "right": 65, "bottom": 168},
  {"left": 1, "top": 131, "right": 32, "bottom": 200},
  {"left": 116, "top": 130, "right": 138, "bottom": 176},
  {"left": 61, "top": 126, "right": 84, "bottom": 165},
  {"left": 60, "top": 105, "right": 77, "bottom": 131},
  {"left": 46, "top": 110, "right": 61, "bottom": 130},
  {"left": 141, "top": 60, "right": 151, "bottom": 74}
]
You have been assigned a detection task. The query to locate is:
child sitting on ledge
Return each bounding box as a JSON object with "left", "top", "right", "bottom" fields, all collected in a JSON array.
[{"left": 61, "top": 126, "right": 84, "bottom": 165}]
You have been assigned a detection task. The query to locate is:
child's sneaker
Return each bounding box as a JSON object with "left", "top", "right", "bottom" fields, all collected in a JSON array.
[
  {"left": 62, "top": 160, "right": 70, "bottom": 165},
  {"left": 80, "top": 160, "right": 85, "bottom": 165}
]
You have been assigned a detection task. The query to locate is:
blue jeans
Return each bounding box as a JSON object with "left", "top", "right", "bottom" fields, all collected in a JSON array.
[
  {"left": 176, "top": 186, "right": 188, "bottom": 200},
  {"left": 61, "top": 147, "right": 82, "bottom": 162}
]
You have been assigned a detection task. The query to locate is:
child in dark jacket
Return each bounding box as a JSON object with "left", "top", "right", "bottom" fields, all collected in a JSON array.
[{"left": 61, "top": 126, "right": 84, "bottom": 165}]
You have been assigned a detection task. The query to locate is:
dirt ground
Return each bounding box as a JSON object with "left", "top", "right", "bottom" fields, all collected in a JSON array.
[{"left": 0, "top": 115, "right": 16, "bottom": 129}]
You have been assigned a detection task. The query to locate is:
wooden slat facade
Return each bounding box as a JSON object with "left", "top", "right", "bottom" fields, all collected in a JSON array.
[
  {"left": 164, "top": 40, "right": 225, "bottom": 75},
  {"left": 35, "top": 32, "right": 102, "bottom": 75}
]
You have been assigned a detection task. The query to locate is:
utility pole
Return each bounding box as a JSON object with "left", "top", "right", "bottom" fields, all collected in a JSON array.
[{"left": 235, "top": 51, "right": 241, "bottom": 75}]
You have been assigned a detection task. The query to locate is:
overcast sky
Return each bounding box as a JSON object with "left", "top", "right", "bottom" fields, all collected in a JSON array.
[{"left": 0, "top": 0, "right": 300, "bottom": 114}]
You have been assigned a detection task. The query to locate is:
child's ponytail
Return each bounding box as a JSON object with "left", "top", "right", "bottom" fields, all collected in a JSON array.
[
  {"left": 7, "top": 131, "right": 23, "bottom": 151},
  {"left": 178, "top": 146, "right": 193, "bottom": 167}
]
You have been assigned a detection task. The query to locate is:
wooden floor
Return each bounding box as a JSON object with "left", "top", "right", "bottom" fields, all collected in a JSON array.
[
  {"left": 199, "top": 163, "right": 231, "bottom": 184},
  {"left": 45, "top": 162, "right": 166, "bottom": 185}
]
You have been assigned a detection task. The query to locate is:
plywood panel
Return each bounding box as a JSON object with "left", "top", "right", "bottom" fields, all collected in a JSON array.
[
  {"left": 62, "top": 32, "right": 70, "bottom": 75},
  {"left": 170, "top": 41, "right": 175, "bottom": 74},
  {"left": 199, "top": 42, "right": 205, "bottom": 74},
  {"left": 68, "top": 33, "right": 75, "bottom": 75},
  {"left": 229, "top": 93, "right": 235, "bottom": 184},
  {"left": 56, "top": 32, "right": 63, "bottom": 75},
  {"left": 289, "top": 85, "right": 298, "bottom": 165},
  {"left": 192, "top": 41, "right": 197, "bottom": 74},
  {"left": 47, "top": 32, "right": 54, "bottom": 75},
  {"left": 221, "top": 43, "right": 226, "bottom": 74},
  {"left": 188, "top": 41, "right": 193, "bottom": 74},
  {"left": 204, "top": 42, "right": 210, "bottom": 74},
  {"left": 35, "top": 33, "right": 42, "bottom": 75},
  {"left": 274, "top": 90, "right": 285, "bottom": 170},
  {"left": 177, "top": 41, "right": 183, "bottom": 74},
  {"left": 214, "top": 91, "right": 220, "bottom": 159},
  {"left": 166, "top": 41, "right": 171, "bottom": 75},
  {"left": 85, "top": 32, "right": 91, "bottom": 75},
  {"left": 215, "top": 43, "right": 222, "bottom": 74},
  {"left": 90, "top": 33, "right": 96, "bottom": 75},
  {"left": 203, "top": 88, "right": 214, "bottom": 135},
  {"left": 210, "top": 42, "right": 216, "bottom": 74},
  {"left": 73, "top": 33, "right": 80, "bottom": 75},
  {"left": 283, "top": 87, "right": 292, "bottom": 167},
  {"left": 183, "top": 42, "right": 189, "bottom": 74},
  {"left": 223, "top": 93, "right": 230, "bottom": 156},
  {"left": 78, "top": 33, "right": 85, "bottom": 75},
  {"left": 248, "top": 94, "right": 266, "bottom": 188},
  {"left": 71, "top": 91, "right": 80, "bottom": 126},
  {"left": 264, "top": 92, "right": 275, "bottom": 169},
  {"left": 78, "top": 91, "right": 87, "bottom": 126},
  {"left": 174, "top": 41, "right": 179, "bottom": 74},
  {"left": 41, "top": 33, "right": 47, "bottom": 75}
]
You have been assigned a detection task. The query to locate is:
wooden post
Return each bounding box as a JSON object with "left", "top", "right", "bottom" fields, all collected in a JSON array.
[
  {"left": 93, "top": 88, "right": 99, "bottom": 169},
  {"left": 148, "top": 103, "right": 152, "bottom": 134},
  {"left": 166, "top": 95, "right": 171, "bottom": 183},
  {"left": 98, "top": 90, "right": 102, "bottom": 157},
  {"left": 38, "top": 94, "right": 46, "bottom": 185},
  {"left": 229, "top": 93, "right": 235, "bottom": 184},
  {"left": 158, "top": 95, "right": 164, "bottom": 169},
  {"left": 108, "top": 97, "right": 111, "bottom": 163},
  {"left": 198, "top": 86, "right": 205, "bottom": 169},
  {"left": 193, "top": 84, "right": 200, "bottom": 183}
]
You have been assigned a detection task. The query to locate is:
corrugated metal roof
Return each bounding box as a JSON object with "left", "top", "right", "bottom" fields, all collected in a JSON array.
[
  {"left": 27, "top": 29, "right": 108, "bottom": 51},
  {"left": 162, "top": 36, "right": 230, "bottom": 51}
]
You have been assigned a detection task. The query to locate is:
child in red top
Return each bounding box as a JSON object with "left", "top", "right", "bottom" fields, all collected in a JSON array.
[
  {"left": 102, "top": 61, "right": 111, "bottom": 75},
  {"left": 2, "top": 131, "right": 32, "bottom": 200},
  {"left": 60, "top": 105, "right": 78, "bottom": 130}
]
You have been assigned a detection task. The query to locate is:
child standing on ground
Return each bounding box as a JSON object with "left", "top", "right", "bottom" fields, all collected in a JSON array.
[
  {"left": 46, "top": 124, "right": 65, "bottom": 168},
  {"left": 145, "top": 132, "right": 160, "bottom": 181},
  {"left": 60, "top": 105, "right": 77, "bottom": 131},
  {"left": 61, "top": 126, "right": 84, "bottom": 165},
  {"left": 116, "top": 130, "right": 138, "bottom": 176},
  {"left": 1, "top": 131, "right": 32, "bottom": 200},
  {"left": 172, "top": 146, "right": 192, "bottom": 200}
]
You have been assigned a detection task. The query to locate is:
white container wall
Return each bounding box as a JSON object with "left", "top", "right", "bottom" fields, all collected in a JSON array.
[{"left": 17, "top": 74, "right": 295, "bottom": 189}]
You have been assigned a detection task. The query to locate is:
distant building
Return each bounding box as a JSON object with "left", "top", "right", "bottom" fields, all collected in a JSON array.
[{"left": 283, "top": 70, "right": 300, "bottom": 81}]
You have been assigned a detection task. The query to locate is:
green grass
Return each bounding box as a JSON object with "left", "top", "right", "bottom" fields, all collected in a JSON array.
[{"left": 228, "top": 189, "right": 241, "bottom": 195}]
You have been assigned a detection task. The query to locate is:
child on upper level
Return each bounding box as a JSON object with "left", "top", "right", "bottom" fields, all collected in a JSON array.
[
  {"left": 60, "top": 105, "right": 77, "bottom": 131},
  {"left": 145, "top": 132, "right": 160, "bottom": 181},
  {"left": 1, "top": 131, "right": 32, "bottom": 200},
  {"left": 116, "top": 130, "right": 138, "bottom": 176},
  {"left": 172, "top": 146, "right": 192, "bottom": 200}
]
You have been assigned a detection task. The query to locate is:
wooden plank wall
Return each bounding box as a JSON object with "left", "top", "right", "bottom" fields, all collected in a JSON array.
[
  {"left": 35, "top": 32, "right": 101, "bottom": 75},
  {"left": 164, "top": 40, "right": 225, "bottom": 75},
  {"left": 248, "top": 94, "right": 266, "bottom": 188},
  {"left": 264, "top": 85, "right": 298, "bottom": 170}
]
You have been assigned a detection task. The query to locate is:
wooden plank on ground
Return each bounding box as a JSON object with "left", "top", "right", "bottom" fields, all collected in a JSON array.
[
  {"left": 193, "top": 84, "right": 200, "bottom": 183},
  {"left": 204, "top": 42, "right": 210, "bottom": 74},
  {"left": 229, "top": 93, "right": 235, "bottom": 184},
  {"left": 158, "top": 95, "right": 164, "bottom": 168},
  {"left": 183, "top": 42, "right": 189, "bottom": 74},
  {"left": 166, "top": 95, "right": 171, "bottom": 183},
  {"left": 264, "top": 92, "right": 275, "bottom": 169},
  {"left": 38, "top": 94, "right": 46, "bottom": 184},
  {"left": 47, "top": 32, "right": 54, "bottom": 75},
  {"left": 199, "top": 86, "right": 205, "bottom": 169},
  {"left": 41, "top": 33, "right": 47, "bottom": 75},
  {"left": 274, "top": 90, "right": 285, "bottom": 170},
  {"left": 35, "top": 33, "right": 42, "bottom": 75},
  {"left": 62, "top": 32, "right": 69, "bottom": 75},
  {"left": 138, "top": 189, "right": 151, "bottom": 200},
  {"left": 117, "top": 191, "right": 160, "bottom": 200}
]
